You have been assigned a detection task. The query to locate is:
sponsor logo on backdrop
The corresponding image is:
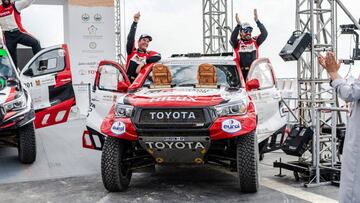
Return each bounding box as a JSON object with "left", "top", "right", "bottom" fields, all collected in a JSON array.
[
  {"left": 88, "top": 25, "right": 98, "bottom": 34},
  {"left": 78, "top": 69, "right": 97, "bottom": 76},
  {"left": 81, "top": 13, "right": 90, "bottom": 22},
  {"left": 78, "top": 69, "right": 87, "bottom": 76},
  {"left": 222, "top": 119, "right": 242, "bottom": 133},
  {"left": 111, "top": 121, "right": 126, "bottom": 135},
  {"left": 94, "top": 13, "right": 102, "bottom": 22},
  {"left": 89, "top": 42, "right": 97, "bottom": 49}
]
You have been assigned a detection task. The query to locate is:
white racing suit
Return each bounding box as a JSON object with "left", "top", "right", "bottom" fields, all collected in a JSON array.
[{"left": 0, "top": 0, "right": 41, "bottom": 67}]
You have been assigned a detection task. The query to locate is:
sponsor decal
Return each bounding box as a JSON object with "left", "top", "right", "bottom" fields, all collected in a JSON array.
[
  {"left": 145, "top": 142, "right": 205, "bottom": 150},
  {"left": 149, "top": 96, "right": 197, "bottom": 103},
  {"left": 149, "top": 111, "right": 196, "bottom": 120},
  {"left": 222, "top": 119, "right": 242, "bottom": 133},
  {"left": 143, "top": 88, "right": 215, "bottom": 95},
  {"left": 35, "top": 80, "right": 41, "bottom": 87},
  {"left": 130, "top": 54, "right": 146, "bottom": 65},
  {"left": 0, "top": 11, "right": 11, "bottom": 17},
  {"left": 111, "top": 121, "right": 126, "bottom": 135},
  {"left": 41, "top": 77, "right": 56, "bottom": 86}
]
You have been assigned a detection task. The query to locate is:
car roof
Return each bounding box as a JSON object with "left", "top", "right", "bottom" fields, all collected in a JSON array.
[{"left": 161, "top": 53, "right": 237, "bottom": 66}]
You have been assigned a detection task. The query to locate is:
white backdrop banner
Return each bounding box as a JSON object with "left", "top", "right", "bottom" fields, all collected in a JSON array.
[
  {"left": 65, "top": 2, "right": 115, "bottom": 115},
  {"left": 67, "top": 3, "right": 115, "bottom": 85}
]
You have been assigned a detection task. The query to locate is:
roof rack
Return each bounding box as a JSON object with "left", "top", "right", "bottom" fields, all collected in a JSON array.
[{"left": 171, "top": 52, "right": 234, "bottom": 58}]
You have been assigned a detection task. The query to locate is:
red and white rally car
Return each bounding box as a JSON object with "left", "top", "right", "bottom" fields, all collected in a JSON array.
[
  {"left": 0, "top": 44, "right": 76, "bottom": 164},
  {"left": 83, "top": 53, "right": 287, "bottom": 192}
]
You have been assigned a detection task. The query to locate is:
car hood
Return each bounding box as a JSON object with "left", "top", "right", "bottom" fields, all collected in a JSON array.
[
  {"left": 0, "top": 86, "right": 17, "bottom": 105},
  {"left": 120, "top": 87, "right": 248, "bottom": 107}
]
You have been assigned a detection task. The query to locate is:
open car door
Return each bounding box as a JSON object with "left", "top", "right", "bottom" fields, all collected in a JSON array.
[
  {"left": 19, "top": 44, "right": 76, "bottom": 129},
  {"left": 85, "top": 60, "right": 130, "bottom": 136},
  {"left": 246, "top": 58, "right": 287, "bottom": 143}
]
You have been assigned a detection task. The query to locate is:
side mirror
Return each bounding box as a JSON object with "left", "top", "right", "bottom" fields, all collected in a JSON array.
[
  {"left": 6, "top": 77, "right": 20, "bottom": 87},
  {"left": 117, "top": 81, "right": 129, "bottom": 92},
  {"left": 246, "top": 79, "right": 260, "bottom": 91},
  {"left": 23, "top": 68, "right": 34, "bottom": 77}
]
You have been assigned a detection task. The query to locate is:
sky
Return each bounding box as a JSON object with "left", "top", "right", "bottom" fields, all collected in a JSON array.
[{"left": 18, "top": 0, "right": 360, "bottom": 78}]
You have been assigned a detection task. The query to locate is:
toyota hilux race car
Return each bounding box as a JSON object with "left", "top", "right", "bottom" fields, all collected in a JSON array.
[
  {"left": 0, "top": 44, "right": 76, "bottom": 164},
  {"left": 83, "top": 53, "right": 287, "bottom": 192}
]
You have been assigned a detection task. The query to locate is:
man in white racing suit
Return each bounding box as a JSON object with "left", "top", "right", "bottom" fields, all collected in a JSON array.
[{"left": 0, "top": 0, "right": 41, "bottom": 68}]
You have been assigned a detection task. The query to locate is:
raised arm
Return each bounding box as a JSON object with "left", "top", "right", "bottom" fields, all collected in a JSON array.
[
  {"left": 126, "top": 12, "right": 140, "bottom": 55},
  {"left": 126, "top": 22, "right": 137, "bottom": 55},
  {"left": 230, "top": 13, "right": 241, "bottom": 49},
  {"left": 14, "top": 0, "right": 35, "bottom": 12},
  {"left": 255, "top": 20, "right": 268, "bottom": 46},
  {"left": 253, "top": 9, "right": 268, "bottom": 46}
]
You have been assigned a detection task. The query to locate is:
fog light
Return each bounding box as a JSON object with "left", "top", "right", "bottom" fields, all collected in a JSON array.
[
  {"left": 147, "top": 149, "right": 154, "bottom": 155},
  {"left": 194, "top": 158, "right": 203, "bottom": 164},
  {"left": 156, "top": 157, "right": 164, "bottom": 163}
]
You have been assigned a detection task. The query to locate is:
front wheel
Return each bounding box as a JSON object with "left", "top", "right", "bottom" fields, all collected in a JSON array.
[
  {"left": 18, "top": 122, "right": 36, "bottom": 164},
  {"left": 236, "top": 131, "right": 259, "bottom": 193},
  {"left": 101, "top": 137, "right": 133, "bottom": 192}
]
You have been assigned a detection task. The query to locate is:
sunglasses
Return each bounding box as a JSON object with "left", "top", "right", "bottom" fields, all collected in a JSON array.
[{"left": 242, "top": 28, "right": 253, "bottom": 33}]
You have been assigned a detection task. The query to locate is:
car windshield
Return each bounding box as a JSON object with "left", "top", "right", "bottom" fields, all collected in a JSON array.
[
  {"left": 143, "top": 63, "right": 240, "bottom": 88},
  {"left": 0, "top": 52, "right": 16, "bottom": 79}
]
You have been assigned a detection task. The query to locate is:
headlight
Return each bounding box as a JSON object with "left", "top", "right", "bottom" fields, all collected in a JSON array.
[
  {"left": 214, "top": 101, "right": 247, "bottom": 117},
  {"left": 114, "top": 104, "right": 133, "bottom": 118},
  {"left": 3, "top": 93, "right": 27, "bottom": 112}
]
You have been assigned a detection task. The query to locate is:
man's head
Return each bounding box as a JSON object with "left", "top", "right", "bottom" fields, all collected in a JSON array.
[
  {"left": 240, "top": 22, "right": 253, "bottom": 41},
  {"left": 138, "top": 34, "right": 152, "bottom": 51},
  {"left": 1, "top": 0, "right": 11, "bottom": 7}
]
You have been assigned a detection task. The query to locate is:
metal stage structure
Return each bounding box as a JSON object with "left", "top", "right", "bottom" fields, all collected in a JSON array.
[
  {"left": 274, "top": 0, "right": 359, "bottom": 187},
  {"left": 202, "top": 0, "right": 232, "bottom": 54}
]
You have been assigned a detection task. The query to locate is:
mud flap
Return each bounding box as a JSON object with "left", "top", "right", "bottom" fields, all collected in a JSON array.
[
  {"left": 82, "top": 130, "right": 105, "bottom": 151},
  {"left": 139, "top": 136, "right": 211, "bottom": 164}
]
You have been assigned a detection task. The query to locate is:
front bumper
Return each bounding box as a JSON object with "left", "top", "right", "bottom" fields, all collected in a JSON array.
[
  {"left": 0, "top": 108, "right": 35, "bottom": 133},
  {"left": 100, "top": 105, "right": 257, "bottom": 141}
]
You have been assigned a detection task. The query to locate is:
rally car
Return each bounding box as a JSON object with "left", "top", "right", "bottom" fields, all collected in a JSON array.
[
  {"left": 82, "top": 53, "right": 287, "bottom": 192},
  {"left": 0, "top": 44, "right": 76, "bottom": 164}
]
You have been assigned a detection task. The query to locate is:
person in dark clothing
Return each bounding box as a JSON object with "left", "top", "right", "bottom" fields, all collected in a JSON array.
[
  {"left": 126, "top": 12, "right": 161, "bottom": 83},
  {"left": 0, "top": 0, "right": 41, "bottom": 68},
  {"left": 230, "top": 9, "right": 268, "bottom": 80}
]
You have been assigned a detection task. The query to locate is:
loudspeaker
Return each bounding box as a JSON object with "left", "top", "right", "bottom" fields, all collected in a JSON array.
[
  {"left": 279, "top": 31, "right": 312, "bottom": 61},
  {"left": 282, "top": 126, "right": 313, "bottom": 157}
]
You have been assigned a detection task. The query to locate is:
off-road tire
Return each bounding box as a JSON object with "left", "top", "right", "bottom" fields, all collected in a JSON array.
[
  {"left": 18, "top": 122, "right": 36, "bottom": 164},
  {"left": 237, "top": 131, "right": 259, "bottom": 193},
  {"left": 101, "top": 137, "right": 132, "bottom": 192}
]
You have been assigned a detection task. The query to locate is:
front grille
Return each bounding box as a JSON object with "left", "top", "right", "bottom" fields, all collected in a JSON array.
[
  {"left": 138, "top": 130, "right": 209, "bottom": 137},
  {"left": 133, "top": 107, "right": 213, "bottom": 130},
  {"left": 139, "top": 108, "right": 206, "bottom": 124}
]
